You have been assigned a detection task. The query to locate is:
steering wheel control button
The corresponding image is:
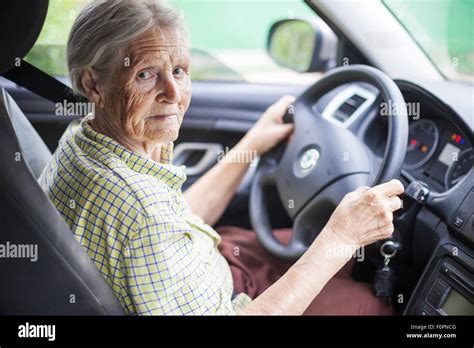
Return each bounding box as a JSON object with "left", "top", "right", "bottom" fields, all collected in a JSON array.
[{"left": 297, "top": 147, "right": 320, "bottom": 176}]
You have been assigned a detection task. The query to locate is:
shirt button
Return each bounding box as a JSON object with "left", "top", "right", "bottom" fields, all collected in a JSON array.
[{"left": 124, "top": 247, "right": 130, "bottom": 257}]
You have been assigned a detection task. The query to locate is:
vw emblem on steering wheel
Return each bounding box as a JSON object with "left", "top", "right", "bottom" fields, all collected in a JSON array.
[{"left": 299, "top": 148, "right": 320, "bottom": 173}]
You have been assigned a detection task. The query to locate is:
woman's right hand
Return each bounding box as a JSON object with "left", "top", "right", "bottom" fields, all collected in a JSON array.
[
  {"left": 240, "top": 179, "right": 404, "bottom": 315},
  {"left": 241, "top": 179, "right": 404, "bottom": 315},
  {"left": 323, "top": 179, "right": 404, "bottom": 249}
]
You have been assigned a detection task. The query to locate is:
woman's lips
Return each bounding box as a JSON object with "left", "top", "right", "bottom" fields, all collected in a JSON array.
[{"left": 148, "top": 114, "right": 177, "bottom": 121}]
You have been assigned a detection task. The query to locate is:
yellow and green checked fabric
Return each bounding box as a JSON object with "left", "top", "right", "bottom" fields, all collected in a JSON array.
[{"left": 38, "top": 116, "right": 251, "bottom": 315}]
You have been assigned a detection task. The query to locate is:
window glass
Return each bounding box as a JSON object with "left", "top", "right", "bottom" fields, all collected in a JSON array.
[{"left": 26, "top": 0, "right": 320, "bottom": 84}]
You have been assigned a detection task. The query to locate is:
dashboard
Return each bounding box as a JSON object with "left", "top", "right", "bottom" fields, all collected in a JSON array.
[
  {"left": 316, "top": 79, "right": 473, "bottom": 316},
  {"left": 361, "top": 83, "right": 473, "bottom": 193}
]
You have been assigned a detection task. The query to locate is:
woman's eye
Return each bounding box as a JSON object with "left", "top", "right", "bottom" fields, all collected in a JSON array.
[
  {"left": 137, "top": 70, "right": 154, "bottom": 80},
  {"left": 173, "top": 67, "right": 185, "bottom": 76}
]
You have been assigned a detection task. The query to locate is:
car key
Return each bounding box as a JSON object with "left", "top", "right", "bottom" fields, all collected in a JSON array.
[
  {"left": 374, "top": 259, "right": 396, "bottom": 304},
  {"left": 374, "top": 240, "right": 401, "bottom": 304}
]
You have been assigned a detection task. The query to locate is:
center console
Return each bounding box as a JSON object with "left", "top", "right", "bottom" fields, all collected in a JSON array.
[{"left": 405, "top": 243, "right": 474, "bottom": 315}]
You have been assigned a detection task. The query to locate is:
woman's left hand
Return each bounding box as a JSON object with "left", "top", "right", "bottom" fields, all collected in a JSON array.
[{"left": 242, "top": 95, "right": 295, "bottom": 156}]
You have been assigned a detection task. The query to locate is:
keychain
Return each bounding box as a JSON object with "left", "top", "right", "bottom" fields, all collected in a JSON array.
[{"left": 374, "top": 240, "right": 401, "bottom": 305}]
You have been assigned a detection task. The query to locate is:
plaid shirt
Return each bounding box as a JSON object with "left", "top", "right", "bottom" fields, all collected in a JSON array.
[{"left": 39, "top": 116, "right": 251, "bottom": 315}]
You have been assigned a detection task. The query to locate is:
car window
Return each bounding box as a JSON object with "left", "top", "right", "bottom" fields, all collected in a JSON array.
[
  {"left": 383, "top": 0, "right": 474, "bottom": 83},
  {"left": 25, "top": 0, "right": 88, "bottom": 77},
  {"left": 25, "top": 0, "right": 321, "bottom": 85}
]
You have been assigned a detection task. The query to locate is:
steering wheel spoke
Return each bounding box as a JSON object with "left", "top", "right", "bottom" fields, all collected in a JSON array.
[
  {"left": 274, "top": 101, "right": 372, "bottom": 220},
  {"left": 291, "top": 172, "right": 371, "bottom": 247}
]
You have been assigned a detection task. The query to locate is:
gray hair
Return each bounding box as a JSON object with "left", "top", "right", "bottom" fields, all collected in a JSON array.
[{"left": 67, "top": 0, "right": 185, "bottom": 97}]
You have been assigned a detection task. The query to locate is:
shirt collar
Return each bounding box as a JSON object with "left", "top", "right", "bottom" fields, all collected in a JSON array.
[{"left": 79, "top": 115, "right": 186, "bottom": 190}]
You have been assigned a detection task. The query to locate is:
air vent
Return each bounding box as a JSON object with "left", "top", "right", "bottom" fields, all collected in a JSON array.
[
  {"left": 333, "top": 94, "right": 367, "bottom": 122},
  {"left": 321, "top": 85, "right": 376, "bottom": 127}
]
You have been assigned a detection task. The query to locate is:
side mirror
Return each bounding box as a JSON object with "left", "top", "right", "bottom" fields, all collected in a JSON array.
[{"left": 267, "top": 18, "right": 337, "bottom": 73}]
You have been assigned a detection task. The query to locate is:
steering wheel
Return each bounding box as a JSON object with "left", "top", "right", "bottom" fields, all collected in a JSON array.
[{"left": 250, "top": 65, "right": 409, "bottom": 261}]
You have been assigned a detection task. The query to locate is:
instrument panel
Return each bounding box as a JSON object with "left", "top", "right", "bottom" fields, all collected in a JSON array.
[
  {"left": 404, "top": 118, "right": 472, "bottom": 191},
  {"left": 365, "top": 104, "right": 472, "bottom": 193},
  {"left": 323, "top": 82, "right": 473, "bottom": 193},
  {"left": 405, "top": 119, "right": 439, "bottom": 170}
]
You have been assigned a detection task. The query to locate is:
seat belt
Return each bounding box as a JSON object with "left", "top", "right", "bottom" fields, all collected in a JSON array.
[{"left": 1, "top": 60, "right": 86, "bottom": 104}]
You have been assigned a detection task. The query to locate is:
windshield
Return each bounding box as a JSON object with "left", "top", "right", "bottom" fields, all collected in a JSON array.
[{"left": 384, "top": 0, "right": 474, "bottom": 83}]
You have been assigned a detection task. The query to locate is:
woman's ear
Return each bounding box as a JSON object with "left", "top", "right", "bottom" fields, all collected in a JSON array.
[{"left": 80, "top": 68, "right": 105, "bottom": 108}]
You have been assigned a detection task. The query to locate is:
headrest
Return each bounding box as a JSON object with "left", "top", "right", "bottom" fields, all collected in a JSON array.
[{"left": 0, "top": 0, "right": 49, "bottom": 74}]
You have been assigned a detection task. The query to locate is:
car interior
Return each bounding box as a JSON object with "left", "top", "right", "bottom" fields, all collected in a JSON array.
[{"left": 0, "top": 0, "right": 472, "bottom": 317}]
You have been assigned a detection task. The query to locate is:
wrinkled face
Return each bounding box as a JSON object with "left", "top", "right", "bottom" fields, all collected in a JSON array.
[{"left": 102, "top": 26, "right": 191, "bottom": 147}]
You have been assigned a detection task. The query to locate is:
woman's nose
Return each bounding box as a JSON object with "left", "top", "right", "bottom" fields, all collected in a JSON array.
[{"left": 156, "top": 75, "right": 181, "bottom": 104}]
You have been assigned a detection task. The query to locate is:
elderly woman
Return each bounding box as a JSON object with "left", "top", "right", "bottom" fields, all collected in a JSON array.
[{"left": 39, "top": 0, "right": 404, "bottom": 315}]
